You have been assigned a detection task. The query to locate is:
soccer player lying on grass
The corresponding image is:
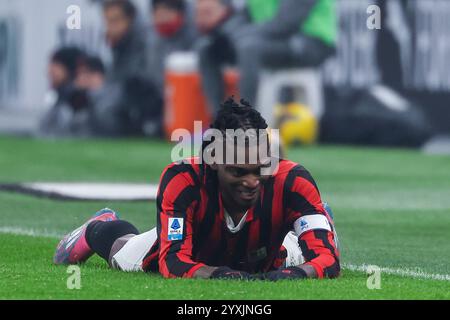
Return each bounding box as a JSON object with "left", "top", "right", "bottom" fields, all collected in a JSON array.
[{"left": 53, "top": 98, "right": 340, "bottom": 280}]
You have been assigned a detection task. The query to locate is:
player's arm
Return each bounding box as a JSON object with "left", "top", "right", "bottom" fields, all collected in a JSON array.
[
  {"left": 264, "top": 165, "right": 340, "bottom": 281},
  {"left": 288, "top": 166, "right": 340, "bottom": 279},
  {"left": 157, "top": 165, "right": 206, "bottom": 278},
  {"left": 157, "top": 165, "right": 252, "bottom": 280},
  {"left": 193, "top": 265, "right": 252, "bottom": 280}
]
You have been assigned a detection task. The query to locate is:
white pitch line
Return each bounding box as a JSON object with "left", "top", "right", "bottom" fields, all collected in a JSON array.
[
  {"left": 0, "top": 226, "right": 62, "bottom": 239},
  {"left": 1, "top": 227, "right": 449, "bottom": 282},
  {"left": 343, "top": 263, "right": 450, "bottom": 282}
]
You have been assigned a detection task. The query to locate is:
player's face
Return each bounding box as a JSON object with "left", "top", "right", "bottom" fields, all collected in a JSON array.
[
  {"left": 216, "top": 163, "right": 270, "bottom": 208},
  {"left": 215, "top": 145, "right": 271, "bottom": 209}
]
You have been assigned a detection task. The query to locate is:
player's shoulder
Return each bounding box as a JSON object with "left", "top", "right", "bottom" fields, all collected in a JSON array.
[
  {"left": 272, "top": 159, "right": 319, "bottom": 195},
  {"left": 161, "top": 156, "right": 203, "bottom": 186},
  {"left": 272, "top": 158, "right": 309, "bottom": 177},
  {"left": 272, "top": 158, "right": 317, "bottom": 187}
]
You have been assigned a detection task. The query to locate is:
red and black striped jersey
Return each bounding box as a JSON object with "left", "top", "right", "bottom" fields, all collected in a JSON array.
[{"left": 142, "top": 157, "right": 340, "bottom": 279}]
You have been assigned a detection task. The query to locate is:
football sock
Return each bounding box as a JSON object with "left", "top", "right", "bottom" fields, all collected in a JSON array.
[{"left": 85, "top": 220, "right": 139, "bottom": 261}]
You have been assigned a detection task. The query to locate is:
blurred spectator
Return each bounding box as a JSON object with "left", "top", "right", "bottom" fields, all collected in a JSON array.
[
  {"left": 103, "top": 0, "right": 149, "bottom": 82},
  {"left": 47, "top": 47, "right": 85, "bottom": 105},
  {"left": 195, "top": 0, "right": 247, "bottom": 115},
  {"left": 38, "top": 47, "right": 86, "bottom": 136},
  {"left": 196, "top": 0, "right": 337, "bottom": 113},
  {"left": 239, "top": 0, "right": 337, "bottom": 105},
  {"left": 75, "top": 56, "right": 106, "bottom": 92},
  {"left": 101, "top": 0, "right": 164, "bottom": 137},
  {"left": 73, "top": 56, "right": 127, "bottom": 136},
  {"left": 147, "top": 0, "right": 198, "bottom": 92},
  {"left": 73, "top": 55, "right": 163, "bottom": 137}
]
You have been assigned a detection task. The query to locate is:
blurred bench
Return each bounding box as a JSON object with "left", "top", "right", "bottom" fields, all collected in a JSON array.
[{"left": 256, "top": 68, "right": 324, "bottom": 127}]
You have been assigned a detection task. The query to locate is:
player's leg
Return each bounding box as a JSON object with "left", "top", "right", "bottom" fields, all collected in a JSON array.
[
  {"left": 74, "top": 218, "right": 157, "bottom": 272},
  {"left": 83, "top": 219, "right": 140, "bottom": 267},
  {"left": 108, "top": 228, "right": 158, "bottom": 272},
  {"left": 281, "top": 231, "right": 305, "bottom": 267},
  {"left": 53, "top": 208, "right": 139, "bottom": 267},
  {"left": 53, "top": 208, "right": 121, "bottom": 265}
]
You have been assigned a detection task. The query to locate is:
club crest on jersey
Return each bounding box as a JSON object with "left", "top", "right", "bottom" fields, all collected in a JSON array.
[{"left": 168, "top": 218, "right": 184, "bottom": 241}]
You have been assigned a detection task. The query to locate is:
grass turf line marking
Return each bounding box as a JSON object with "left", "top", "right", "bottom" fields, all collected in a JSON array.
[
  {"left": 343, "top": 263, "right": 450, "bottom": 282},
  {"left": 0, "top": 182, "right": 158, "bottom": 201},
  {"left": 0, "top": 226, "right": 62, "bottom": 239},
  {"left": 1, "top": 227, "right": 449, "bottom": 282}
]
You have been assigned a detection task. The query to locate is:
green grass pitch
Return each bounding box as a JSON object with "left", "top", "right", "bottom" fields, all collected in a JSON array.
[{"left": 0, "top": 136, "right": 449, "bottom": 299}]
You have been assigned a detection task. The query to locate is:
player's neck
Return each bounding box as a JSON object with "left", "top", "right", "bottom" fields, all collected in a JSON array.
[{"left": 221, "top": 192, "right": 250, "bottom": 218}]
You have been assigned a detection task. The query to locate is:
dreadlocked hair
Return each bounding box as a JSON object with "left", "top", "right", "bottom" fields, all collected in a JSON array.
[
  {"left": 201, "top": 96, "right": 268, "bottom": 154},
  {"left": 211, "top": 97, "right": 267, "bottom": 132}
]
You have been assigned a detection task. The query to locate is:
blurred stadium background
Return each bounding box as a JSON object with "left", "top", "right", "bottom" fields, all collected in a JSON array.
[
  {"left": 0, "top": 0, "right": 449, "bottom": 299},
  {"left": 0, "top": 0, "right": 450, "bottom": 148}
]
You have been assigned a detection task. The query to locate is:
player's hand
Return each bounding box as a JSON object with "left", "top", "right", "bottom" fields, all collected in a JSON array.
[
  {"left": 260, "top": 266, "right": 308, "bottom": 281},
  {"left": 210, "top": 266, "right": 254, "bottom": 280}
]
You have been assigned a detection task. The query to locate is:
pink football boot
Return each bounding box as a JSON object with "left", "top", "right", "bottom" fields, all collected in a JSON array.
[{"left": 53, "top": 208, "right": 119, "bottom": 265}]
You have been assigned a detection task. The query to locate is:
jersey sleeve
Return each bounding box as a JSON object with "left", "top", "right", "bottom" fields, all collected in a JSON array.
[
  {"left": 156, "top": 164, "right": 206, "bottom": 278},
  {"left": 284, "top": 165, "right": 340, "bottom": 278}
]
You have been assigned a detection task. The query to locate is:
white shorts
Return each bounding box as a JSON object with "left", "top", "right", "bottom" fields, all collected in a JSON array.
[
  {"left": 282, "top": 231, "right": 305, "bottom": 267},
  {"left": 110, "top": 228, "right": 158, "bottom": 272},
  {"left": 111, "top": 228, "right": 304, "bottom": 272}
]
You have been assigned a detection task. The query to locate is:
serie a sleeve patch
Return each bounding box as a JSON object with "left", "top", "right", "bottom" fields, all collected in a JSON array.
[
  {"left": 294, "top": 214, "right": 332, "bottom": 237},
  {"left": 168, "top": 218, "right": 184, "bottom": 241}
]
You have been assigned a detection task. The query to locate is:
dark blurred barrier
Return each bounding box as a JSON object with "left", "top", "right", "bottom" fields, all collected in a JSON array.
[
  {"left": 321, "top": 0, "right": 450, "bottom": 145},
  {"left": 1, "top": 0, "right": 450, "bottom": 146},
  {"left": 321, "top": 85, "right": 434, "bottom": 147}
]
